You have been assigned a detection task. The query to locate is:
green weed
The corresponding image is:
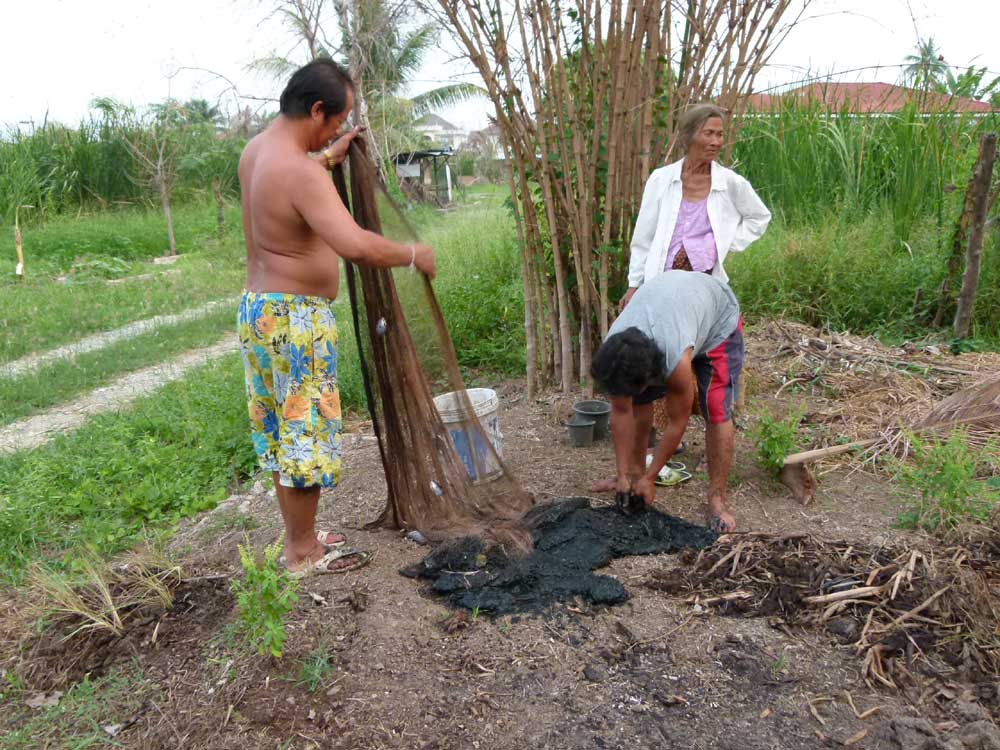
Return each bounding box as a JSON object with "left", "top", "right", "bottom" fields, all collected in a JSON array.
[
  {"left": 751, "top": 407, "right": 804, "bottom": 476},
  {"left": 230, "top": 540, "right": 298, "bottom": 659},
  {"left": 295, "top": 644, "right": 335, "bottom": 693},
  {"left": 894, "top": 430, "right": 1000, "bottom": 531}
]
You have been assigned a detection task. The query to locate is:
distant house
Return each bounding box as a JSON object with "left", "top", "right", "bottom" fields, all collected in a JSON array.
[
  {"left": 414, "top": 113, "right": 467, "bottom": 149},
  {"left": 747, "top": 82, "right": 995, "bottom": 114},
  {"left": 462, "top": 123, "right": 506, "bottom": 160},
  {"left": 392, "top": 148, "right": 454, "bottom": 205}
]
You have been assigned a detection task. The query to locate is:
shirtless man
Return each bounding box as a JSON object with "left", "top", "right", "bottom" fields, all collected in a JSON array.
[
  {"left": 589, "top": 271, "right": 743, "bottom": 533},
  {"left": 237, "top": 60, "right": 435, "bottom": 575}
]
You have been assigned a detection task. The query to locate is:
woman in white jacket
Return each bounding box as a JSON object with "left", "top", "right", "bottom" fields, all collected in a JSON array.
[
  {"left": 595, "top": 104, "right": 770, "bottom": 496},
  {"left": 619, "top": 103, "right": 771, "bottom": 308}
]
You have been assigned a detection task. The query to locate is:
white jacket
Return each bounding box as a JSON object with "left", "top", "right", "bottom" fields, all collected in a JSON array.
[{"left": 627, "top": 158, "right": 771, "bottom": 286}]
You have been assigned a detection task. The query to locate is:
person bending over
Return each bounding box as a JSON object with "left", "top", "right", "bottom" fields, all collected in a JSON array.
[{"left": 591, "top": 271, "right": 744, "bottom": 532}]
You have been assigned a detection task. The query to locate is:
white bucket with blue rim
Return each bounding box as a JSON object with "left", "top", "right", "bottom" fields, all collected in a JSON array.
[{"left": 433, "top": 388, "right": 503, "bottom": 483}]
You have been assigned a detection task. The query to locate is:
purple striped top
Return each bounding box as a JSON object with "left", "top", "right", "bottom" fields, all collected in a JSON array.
[{"left": 664, "top": 197, "right": 718, "bottom": 273}]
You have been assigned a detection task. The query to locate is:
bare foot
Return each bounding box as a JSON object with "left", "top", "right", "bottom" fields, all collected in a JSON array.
[
  {"left": 707, "top": 495, "right": 736, "bottom": 533},
  {"left": 591, "top": 477, "right": 618, "bottom": 493},
  {"left": 284, "top": 539, "right": 328, "bottom": 570}
]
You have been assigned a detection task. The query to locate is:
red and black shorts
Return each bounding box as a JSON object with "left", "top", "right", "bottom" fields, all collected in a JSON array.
[{"left": 633, "top": 319, "right": 745, "bottom": 424}]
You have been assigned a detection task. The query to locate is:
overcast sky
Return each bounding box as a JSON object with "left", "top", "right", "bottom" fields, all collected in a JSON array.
[{"left": 3, "top": 0, "right": 998, "bottom": 132}]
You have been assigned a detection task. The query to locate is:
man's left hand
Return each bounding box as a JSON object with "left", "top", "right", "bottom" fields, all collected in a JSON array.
[
  {"left": 634, "top": 475, "right": 656, "bottom": 508},
  {"left": 322, "top": 126, "right": 364, "bottom": 168}
]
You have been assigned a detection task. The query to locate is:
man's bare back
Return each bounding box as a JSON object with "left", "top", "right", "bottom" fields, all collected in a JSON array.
[
  {"left": 239, "top": 109, "right": 434, "bottom": 300},
  {"left": 240, "top": 131, "right": 347, "bottom": 299}
]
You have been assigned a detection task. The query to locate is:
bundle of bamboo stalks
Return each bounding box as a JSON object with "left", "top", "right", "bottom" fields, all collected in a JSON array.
[{"left": 646, "top": 532, "right": 1000, "bottom": 689}]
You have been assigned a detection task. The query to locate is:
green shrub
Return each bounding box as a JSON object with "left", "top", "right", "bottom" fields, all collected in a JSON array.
[
  {"left": 751, "top": 407, "right": 804, "bottom": 475},
  {"left": 230, "top": 540, "right": 298, "bottom": 659},
  {"left": 894, "top": 430, "right": 1000, "bottom": 531}
]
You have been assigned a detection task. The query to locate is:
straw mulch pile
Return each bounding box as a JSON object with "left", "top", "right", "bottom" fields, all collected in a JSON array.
[
  {"left": 746, "top": 320, "right": 1000, "bottom": 461},
  {"left": 647, "top": 526, "right": 1000, "bottom": 690}
]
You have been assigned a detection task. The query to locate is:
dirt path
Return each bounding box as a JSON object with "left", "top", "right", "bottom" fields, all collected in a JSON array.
[
  {"left": 0, "top": 296, "right": 238, "bottom": 379},
  {"left": 0, "top": 335, "right": 237, "bottom": 454}
]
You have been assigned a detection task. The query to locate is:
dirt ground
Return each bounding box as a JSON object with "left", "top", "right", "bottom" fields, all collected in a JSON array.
[{"left": 3, "top": 323, "right": 999, "bottom": 749}]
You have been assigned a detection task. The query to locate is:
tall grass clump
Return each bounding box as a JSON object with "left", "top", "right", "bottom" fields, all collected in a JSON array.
[
  {"left": 0, "top": 101, "right": 243, "bottom": 227},
  {"left": 733, "top": 97, "right": 997, "bottom": 243}
]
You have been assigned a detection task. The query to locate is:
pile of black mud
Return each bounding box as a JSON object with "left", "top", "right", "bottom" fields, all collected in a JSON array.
[{"left": 400, "top": 497, "right": 717, "bottom": 615}]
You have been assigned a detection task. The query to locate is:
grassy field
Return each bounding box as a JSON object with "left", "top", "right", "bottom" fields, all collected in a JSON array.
[
  {"left": 0, "top": 307, "right": 236, "bottom": 425},
  {"left": 0, "top": 203, "right": 246, "bottom": 362},
  {"left": 0, "top": 187, "right": 525, "bottom": 579}
]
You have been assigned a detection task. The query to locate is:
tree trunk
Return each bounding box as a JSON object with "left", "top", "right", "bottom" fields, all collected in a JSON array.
[
  {"left": 158, "top": 177, "right": 177, "bottom": 257},
  {"left": 953, "top": 133, "right": 998, "bottom": 339},
  {"left": 213, "top": 179, "right": 225, "bottom": 241}
]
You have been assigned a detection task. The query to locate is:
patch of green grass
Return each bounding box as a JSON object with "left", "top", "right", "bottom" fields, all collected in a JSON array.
[
  {"left": 0, "top": 354, "right": 257, "bottom": 580},
  {"left": 0, "top": 205, "right": 245, "bottom": 363},
  {"left": 894, "top": 430, "right": 1000, "bottom": 532},
  {"left": 0, "top": 308, "right": 237, "bottom": 425},
  {"left": 0, "top": 667, "right": 154, "bottom": 749},
  {"left": 294, "top": 644, "right": 335, "bottom": 693},
  {"left": 0, "top": 202, "right": 242, "bottom": 272}
]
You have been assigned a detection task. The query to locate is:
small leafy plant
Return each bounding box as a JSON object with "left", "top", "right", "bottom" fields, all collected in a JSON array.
[
  {"left": 751, "top": 407, "right": 804, "bottom": 476},
  {"left": 230, "top": 540, "right": 298, "bottom": 658},
  {"left": 894, "top": 430, "right": 999, "bottom": 532}
]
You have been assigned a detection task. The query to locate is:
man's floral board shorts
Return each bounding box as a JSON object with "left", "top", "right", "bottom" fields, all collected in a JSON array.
[{"left": 238, "top": 291, "right": 342, "bottom": 489}]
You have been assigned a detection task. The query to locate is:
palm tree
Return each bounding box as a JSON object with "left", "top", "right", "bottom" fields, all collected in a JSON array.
[
  {"left": 252, "top": 1, "right": 483, "bottom": 120},
  {"left": 903, "top": 37, "right": 949, "bottom": 90}
]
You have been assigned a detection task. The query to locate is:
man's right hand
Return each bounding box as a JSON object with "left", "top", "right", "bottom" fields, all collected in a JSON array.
[
  {"left": 618, "top": 287, "right": 638, "bottom": 312},
  {"left": 411, "top": 243, "right": 436, "bottom": 279}
]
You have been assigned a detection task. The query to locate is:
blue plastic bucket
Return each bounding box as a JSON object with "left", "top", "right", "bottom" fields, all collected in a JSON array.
[{"left": 433, "top": 388, "right": 503, "bottom": 483}]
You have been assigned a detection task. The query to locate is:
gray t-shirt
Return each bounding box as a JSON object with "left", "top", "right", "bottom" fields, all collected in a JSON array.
[{"left": 608, "top": 271, "right": 740, "bottom": 378}]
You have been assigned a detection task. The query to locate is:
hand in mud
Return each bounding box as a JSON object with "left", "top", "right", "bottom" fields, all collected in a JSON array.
[
  {"left": 633, "top": 476, "right": 655, "bottom": 508},
  {"left": 615, "top": 475, "right": 630, "bottom": 495}
]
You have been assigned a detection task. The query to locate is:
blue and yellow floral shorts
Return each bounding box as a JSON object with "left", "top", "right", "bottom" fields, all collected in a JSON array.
[{"left": 237, "top": 292, "right": 342, "bottom": 488}]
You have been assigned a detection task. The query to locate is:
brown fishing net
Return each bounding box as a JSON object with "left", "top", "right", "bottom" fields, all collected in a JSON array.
[{"left": 331, "top": 139, "right": 533, "bottom": 540}]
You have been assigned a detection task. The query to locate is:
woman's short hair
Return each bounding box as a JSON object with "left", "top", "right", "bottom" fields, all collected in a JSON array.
[
  {"left": 677, "top": 103, "right": 726, "bottom": 152},
  {"left": 590, "top": 327, "right": 666, "bottom": 397}
]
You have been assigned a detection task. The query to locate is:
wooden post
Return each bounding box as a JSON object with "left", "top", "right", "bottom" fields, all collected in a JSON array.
[
  {"left": 953, "top": 133, "right": 998, "bottom": 339},
  {"left": 14, "top": 224, "right": 24, "bottom": 282}
]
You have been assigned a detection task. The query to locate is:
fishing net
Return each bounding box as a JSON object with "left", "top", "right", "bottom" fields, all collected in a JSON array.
[{"left": 332, "top": 139, "right": 533, "bottom": 540}]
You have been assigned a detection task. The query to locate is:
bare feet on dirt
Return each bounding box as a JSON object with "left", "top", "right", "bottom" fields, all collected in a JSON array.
[{"left": 707, "top": 493, "right": 736, "bottom": 533}]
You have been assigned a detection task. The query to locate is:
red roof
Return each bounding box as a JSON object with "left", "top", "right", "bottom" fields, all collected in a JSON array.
[{"left": 747, "top": 82, "right": 994, "bottom": 114}]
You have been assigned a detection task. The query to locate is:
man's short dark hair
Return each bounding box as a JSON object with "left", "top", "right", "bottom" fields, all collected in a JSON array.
[
  {"left": 590, "top": 327, "right": 666, "bottom": 397},
  {"left": 280, "top": 59, "right": 354, "bottom": 120}
]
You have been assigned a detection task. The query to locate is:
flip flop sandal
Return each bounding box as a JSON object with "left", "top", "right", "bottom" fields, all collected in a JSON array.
[
  {"left": 277, "top": 530, "right": 347, "bottom": 565},
  {"left": 646, "top": 457, "right": 687, "bottom": 473},
  {"left": 287, "top": 547, "right": 374, "bottom": 579},
  {"left": 315, "top": 529, "right": 347, "bottom": 547},
  {"left": 654, "top": 468, "right": 693, "bottom": 487}
]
